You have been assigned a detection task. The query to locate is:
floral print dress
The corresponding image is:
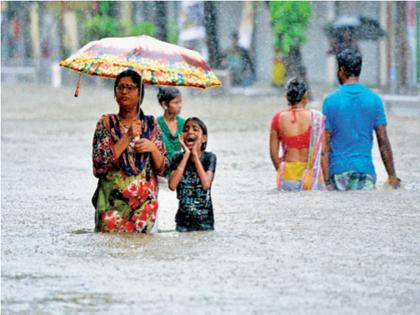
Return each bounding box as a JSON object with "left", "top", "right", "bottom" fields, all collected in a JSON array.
[{"left": 92, "top": 111, "right": 166, "bottom": 233}]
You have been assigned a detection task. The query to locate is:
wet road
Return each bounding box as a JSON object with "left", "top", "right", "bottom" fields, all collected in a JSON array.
[{"left": 2, "top": 84, "right": 420, "bottom": 314}]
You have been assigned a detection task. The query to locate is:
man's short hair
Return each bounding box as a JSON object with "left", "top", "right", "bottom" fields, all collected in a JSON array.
[{"left": 336, "top": 48, "right": 362, "bottom": 77}]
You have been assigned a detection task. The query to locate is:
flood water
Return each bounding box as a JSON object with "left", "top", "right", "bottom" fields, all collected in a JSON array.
[{"left": 2, "top": 83, "right": 420, "bottom": 314}]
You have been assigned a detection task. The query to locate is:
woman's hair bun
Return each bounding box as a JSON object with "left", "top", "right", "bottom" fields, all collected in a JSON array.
[{"left": 286, "top": 78, "right": 307, "bottom": 105}]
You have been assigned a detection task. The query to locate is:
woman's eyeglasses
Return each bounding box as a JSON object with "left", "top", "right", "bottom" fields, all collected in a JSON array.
[{"left": 116, "top": 84, "right": 138, "bottom": 93}]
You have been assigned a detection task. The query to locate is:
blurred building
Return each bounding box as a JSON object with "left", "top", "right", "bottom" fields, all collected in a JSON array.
[
  {"left": 1, "top": 1, "right": 419, "bottom": 93},
  {"left": 303, "top": 1, "right": 419, "bottom": 93},
  {"left": 214, "top": 1, "right": 419, "bottom": 93}
]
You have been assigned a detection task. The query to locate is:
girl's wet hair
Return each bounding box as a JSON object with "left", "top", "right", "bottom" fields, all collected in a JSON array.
[
  {"left": 114, "top": 69, "right": 145, "bottom": 110},
  {"left": 286, "top": 78, "right": 307, "bottom": 106},
  {"left": 184, "top": 117, "right": 208, "bottom": 151},
  {"left": 157, "top": 86, "right": 181, "bottom": 106}
]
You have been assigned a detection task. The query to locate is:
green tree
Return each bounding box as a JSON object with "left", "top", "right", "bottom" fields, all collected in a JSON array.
[
  {"left": 83, "top": 2, "right": 121, "bottom": 41},
  {"left": 269, "top": 1, "right": 311, "bottom": 86},
  {"left": 167, "top": 20, "right": 179, "bottom": 44},
  {"left": 125, "top": 21, "right": 155, "bottom": 37},
  {"left": 83, "top": 2, "right": 156, "bottom": 43}
]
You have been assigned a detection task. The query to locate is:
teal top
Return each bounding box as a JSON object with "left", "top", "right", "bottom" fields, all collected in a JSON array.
[
  {"left": 322, "top": 83, "right": 386, "bottom": 176},
  {"left": 157, "top": 115, "right": 185, "bottom": 163}
]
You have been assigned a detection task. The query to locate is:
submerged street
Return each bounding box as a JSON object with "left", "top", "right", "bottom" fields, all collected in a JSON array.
[{"left": 2, "top": 83, "right": 420, "bottom": 314}]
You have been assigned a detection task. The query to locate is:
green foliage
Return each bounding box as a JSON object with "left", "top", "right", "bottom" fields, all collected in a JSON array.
[
  {"left": 269, "top": 1, "right": 311, "bottom": 54},
  {"left": 98, "top": 1, "right": 112, "bottom": 16},
  {"left": 127, "top": 21, "right": 156, "bottom": 37},
  {"left": 82, "top": 1, "right": 170, "bottom": 43},
  {"left": 167, "top": 20, "right": 180, "bottom": 44},
  {"left": 84, "top": 15, "right": 122, "bottom": 40},
  {"left": 83, "top": 2, "right": 120, "bottom": 41}
]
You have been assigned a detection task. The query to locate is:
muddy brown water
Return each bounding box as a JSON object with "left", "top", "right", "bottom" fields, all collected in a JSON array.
[{"left": 2, "top": 84, "right": 420, "bottom": 314}]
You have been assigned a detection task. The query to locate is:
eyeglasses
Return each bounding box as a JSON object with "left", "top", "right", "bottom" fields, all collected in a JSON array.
[{"left": 116, "top": 84, "right": 138, "bottom": 93}]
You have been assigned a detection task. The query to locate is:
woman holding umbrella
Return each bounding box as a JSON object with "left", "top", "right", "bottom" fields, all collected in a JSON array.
[{"left": 92, "top": 69, "right": 167, "bottom": 233}]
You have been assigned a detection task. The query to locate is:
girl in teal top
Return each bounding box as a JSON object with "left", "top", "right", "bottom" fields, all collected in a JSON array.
[{"left": 156, "top": 87, "right": 185, "bottom": 164}]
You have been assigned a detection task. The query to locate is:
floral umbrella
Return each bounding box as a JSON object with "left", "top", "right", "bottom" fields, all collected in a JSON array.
[{"left": 59, "top": 35, "right": 221, "bottom": 96}]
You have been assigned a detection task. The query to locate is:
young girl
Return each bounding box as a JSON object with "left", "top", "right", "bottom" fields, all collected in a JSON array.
[
  {"left": 168, "top": 117, "right": 217, "bottom": 232},
  {"left": 156, "top": 87, "right": 185, "bottom": 163}
]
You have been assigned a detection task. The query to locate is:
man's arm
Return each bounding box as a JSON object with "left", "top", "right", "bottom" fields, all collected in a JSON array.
[{"left": 375, "top": 125, "right": 400, "bottom": 188}]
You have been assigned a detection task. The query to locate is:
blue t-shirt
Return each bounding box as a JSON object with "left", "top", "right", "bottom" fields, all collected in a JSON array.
[{"left": 322, "top": 83, "right": 387, "bottom": 176}]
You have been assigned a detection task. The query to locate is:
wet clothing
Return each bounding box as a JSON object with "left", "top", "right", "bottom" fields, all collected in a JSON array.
[
  {"left": 92, "top": 112, "right": 167, "bottom": 233},
  {"left": 282, "top": 127, "right": 311, "bottom": 149},
  {"left": 276, "top": 161, "right": 307, "bottom": 191},
  {"left": 271, "top": 111, "right": 311, "bottom": 149},
  {"left": 273, "top": 110, "right": 326, "bottom": 191},
  {"left": 331, "top": 171, "right": 376, "bottom": 191},
  {"left": 157, "top": 115, "right": 185, "bottom": 164},
  {"left": 322, "top": 83, "right": 386, "bottom": 185},
  {"left": 170, "top": 151, "right": 217, "bottom": 232}
]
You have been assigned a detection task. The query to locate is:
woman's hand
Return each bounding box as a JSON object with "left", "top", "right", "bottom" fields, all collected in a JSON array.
[
  {"left": 134, "top": 138, "right": 157, "bottom": 153},
  {"left": 114, "top": 120, "right": 141, "bottom": 158},
  {"left": 134, "top": 138, "right": 164, "bottom": 171},
  {"left": 178, "top": 135, "right": 191, "bottom": 155},
  {"left": 127, "top": 120, "right": 141, "bottom": 139}
]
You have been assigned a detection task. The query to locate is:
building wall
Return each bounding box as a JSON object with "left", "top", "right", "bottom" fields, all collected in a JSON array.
[
  {"left": 217, "top": 1, "right": 385, "bottom": 88},
  {"left": 417, "top": 2, "right": 420, "bottom": 85},
  {"left": 253, "top": 3, "right": 274, "bottom": 84},
  {"left": 301, "top": 1, "right": 334, "bottom": 86},
  {"left": 217, "top": 2, "right": 273, "bottom": 85},
  {"left": 302, "top": 1, "right": 383, "bottom": 87},
  {"left": 216, "top": 1, "right": 242, "bottom": 54},
  {"left": 2, "top": 1, "right": 416, "bottom": 90},
  {"left": 338, "top": 1, "right": 381, "bottom": 86}
]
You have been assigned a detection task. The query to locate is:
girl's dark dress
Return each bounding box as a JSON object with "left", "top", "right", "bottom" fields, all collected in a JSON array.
[{"left": 170, "top": 151, "right": 217, "bottom": 232}]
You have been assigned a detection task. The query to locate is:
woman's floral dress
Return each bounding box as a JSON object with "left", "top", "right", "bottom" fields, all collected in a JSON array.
[{"left": 92, "top": 111, "right": 166, "bottom": 233}]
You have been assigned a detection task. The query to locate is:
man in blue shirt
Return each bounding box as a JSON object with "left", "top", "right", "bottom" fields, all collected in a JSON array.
[{"left": 322, "top": 48, "right": 400, "bottom": 190}]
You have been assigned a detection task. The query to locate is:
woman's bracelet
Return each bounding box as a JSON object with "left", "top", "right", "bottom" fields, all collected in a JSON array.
[{"left": 325, "top": 177, "right": 332, "bottom": 185}]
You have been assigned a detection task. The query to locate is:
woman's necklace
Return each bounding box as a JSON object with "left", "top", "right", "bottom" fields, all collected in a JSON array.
[
  {"left": 288, "top": 106, "right": 307, "bottom": 123},
  {"left": 117, "top": 114, "right": 136, "bottom": 129},
  {"left": 288, "top": 106, "right": 306, "bottom": 111},
  {"left": 117, "top": 115, "right": 142, "bottom": 143}
]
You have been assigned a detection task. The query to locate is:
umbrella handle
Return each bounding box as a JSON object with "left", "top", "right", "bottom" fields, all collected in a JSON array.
[{"left": 74, "top": 74, "right": 82, "bottom": 97}]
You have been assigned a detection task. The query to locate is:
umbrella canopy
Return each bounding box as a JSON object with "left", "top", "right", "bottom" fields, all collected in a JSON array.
[
  {"left": 59, "top": 35, "right": 221, "bottom": 90},
  {"left": 324, "top": 16, "right": 386, "bottom": 41}
]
